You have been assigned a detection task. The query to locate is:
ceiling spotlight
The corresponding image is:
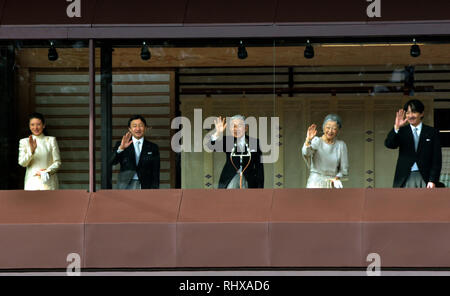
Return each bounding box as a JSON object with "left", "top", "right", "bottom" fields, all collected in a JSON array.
[
  {"left": 141, "top": 42, "right": 151, "bottom": 60},
  {"left": 238, "top": 40, "right": 248, "bottom": 60},
  {"left": 410, "top": 38, "right": 420, "bottom": 58},
  {"left": 304, "top": 40, "right": 314, "bottom": 59},
  {"left": 48, "top": 41, "right": 58, "bottom": 61}
]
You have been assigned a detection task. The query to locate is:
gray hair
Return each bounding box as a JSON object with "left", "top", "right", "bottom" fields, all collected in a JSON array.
[
  {"left": 322, "top": 114, "right": 342, "bottom": 130},
  {"left": 228, "top": 115, "right": 246, "bottom": 130},
  {"left": 230, "top": 114, "right": 246, "bottom": 123}
]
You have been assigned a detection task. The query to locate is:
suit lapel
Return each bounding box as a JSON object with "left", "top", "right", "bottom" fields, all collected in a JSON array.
[
  {"left": 128, "top": 142, "right": 138, "bottom": 168},
  {"left": 417, "top": 124, "right": 428, "bottom": 155},
  {"left": 405, "top": 126, "right": 415, "bottom": 152},
  {"left": 137, "top": 140, "right": 149, "bottom": 167}
]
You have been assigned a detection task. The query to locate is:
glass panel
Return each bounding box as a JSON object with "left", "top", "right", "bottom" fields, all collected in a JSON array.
[
  {"left": 107, "top": 46, "right": 174, "bottom": 190},
  {"left": 274, "top": 40, "right": 450, "bottom": 189},
  {"left": 176, "top": 41, "right": 277, "bottom": 189},
  {"left": 6, "top": 40, "right": 90, "bottom": 190},
  {"left": 92, "top": 39, "right": 450, "bottom": 190},
  {"left": 101, "top": 41, "right": 277, "bottom": 189}
]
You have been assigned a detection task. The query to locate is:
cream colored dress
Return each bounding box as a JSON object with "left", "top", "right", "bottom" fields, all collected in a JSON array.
[
  {"left": 18, "top": 134, "right": 61, "bottom": 190},
  {"left": 302, "top": 136, "right": 349, "bottom": 188}
]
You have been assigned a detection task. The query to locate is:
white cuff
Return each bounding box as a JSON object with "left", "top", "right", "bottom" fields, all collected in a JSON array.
[
  {"left": 333, "top": 180, "right": 343, "bottom": 188},
  {"left": 41, "top": 171, "right": 50, "bottom": 184}
]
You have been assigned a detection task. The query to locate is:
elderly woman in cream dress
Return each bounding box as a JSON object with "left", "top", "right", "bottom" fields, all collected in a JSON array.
[
  {"left": 18, "top": 113, "right": 61, "bottom": 190},
  {"left": 302, "top": 114, "right": 349, "bottom": 188}
]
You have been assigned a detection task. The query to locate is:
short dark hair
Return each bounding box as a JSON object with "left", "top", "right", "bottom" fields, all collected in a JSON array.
[
  {"left": 403, "top": 99, "right": 425, "bottom": 114},
  {"left": 28, "top": 112, "right": 46, "bottom": 125},
  {"left": 128, "top": 115, "right": 147, "bottom": 127}
]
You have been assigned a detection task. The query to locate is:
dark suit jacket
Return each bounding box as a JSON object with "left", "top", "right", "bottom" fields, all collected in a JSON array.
[
  {"left": 111, "top": 139, "right": 160, "bottom": 189},
  {"left": 209, "top": 136, "right": 264, "bottom": 188},
  {"left": 385, "top": 124, "right": 442, "bottom": 188}
]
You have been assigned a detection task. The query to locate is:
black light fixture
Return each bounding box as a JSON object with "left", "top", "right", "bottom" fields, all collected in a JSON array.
[
  {"left": 141, "top": 41, "right": 151, "bottom": 60},
  {"left": 410, "top": 38, "right": 420, "bottom": 58},
  {"left": 304, "top": 39, "right": 314, "bottom": 59},
  {"left": 237, "top": 40, "right": 248, "bottom": 60},
  {"left": 48, "top": 41, "right": 58, "bottom": 61}
]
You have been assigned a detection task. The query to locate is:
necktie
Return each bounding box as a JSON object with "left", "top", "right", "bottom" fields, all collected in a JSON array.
[
  {"left": 135, "top": 141, "right": 141, "bottom": 165},
  {"left": 238, "top": 138, "right": 245, "bottom": 152},
  {"left": 413, "top": 127, "right": 419, "bottom": 152}
]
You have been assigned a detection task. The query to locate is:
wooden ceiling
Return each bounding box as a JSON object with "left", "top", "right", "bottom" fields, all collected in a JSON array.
[{"left": 15, "top": 44, "right": 450, "bottom": 68}]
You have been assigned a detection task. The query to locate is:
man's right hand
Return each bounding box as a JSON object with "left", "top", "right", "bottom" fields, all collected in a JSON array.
[
  {"left": 213, "top": 116, "right": 227, "bottom": 138},
  {"left": 119, "top": 132, "right": 133, "bottom": 150},
  {"left": 394, "top": 109, "right": 408, "bottom": 131}
]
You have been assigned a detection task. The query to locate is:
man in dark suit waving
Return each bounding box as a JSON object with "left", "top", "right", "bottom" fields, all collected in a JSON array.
[
  {"left": 112, "top": 115, "right": 160, "bottom": 189},
  {"left": 209, "top": 115, "right": 264, "bottom": 189},
  {"left": 385, "top": 99, "right": 442, "bottom": 188}
]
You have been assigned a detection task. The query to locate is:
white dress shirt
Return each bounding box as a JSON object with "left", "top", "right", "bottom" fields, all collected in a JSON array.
[
  {"left": 394, "top": 122, "right": 422, "bottom": 171},
  {"left": 410, "top": 122, "right": 422, "bottom": 171},
  {"left": 117, "top": 137, "right": 143, "bottom": 180},
  {"left": 235, "top": 136, "right": 246, "bottom": 152},
  {"left": 211, "top": 134, "right": 246, "bottom": 150}
]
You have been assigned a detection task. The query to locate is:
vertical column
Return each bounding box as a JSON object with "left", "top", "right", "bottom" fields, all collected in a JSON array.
[
  {"left": 301, "top": 97, "right": 311, "bottom": 188},
  {"left": 274, "top": 95, "right": 284, "bottom": 188},
  {"left": 101, "top": 42, "right": 113, "bottom": 189},
  {"left": 203, "top": 95, "right": 213, "bottom": 189},
  {"left": 89, "top": 39, "right": 96, "bottom": 193},
  {"left": 0, "top": 46, "right": 15, "bottom": 189},
  {"left": 288, "top": 67, "right": 294, "bottom": 97},
  {"left": 14, "top": 67, "right": 31, "bottom": 189},
  {"left": 171, "top": 71, "right": 178, "bottom": 188},
  {"left": 423, "top": 97, "right": 434, "bottom": 126},
  {"left": 364, "top": 96, "right": 375, "bottom": 188}
]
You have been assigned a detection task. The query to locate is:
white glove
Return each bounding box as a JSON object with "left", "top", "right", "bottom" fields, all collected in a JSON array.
[
  {"left": 333, "top": 179, "right": 343, "bottom": 189},
  {"left": 40, "top": 171, "right": 50, "bottom": 184}
]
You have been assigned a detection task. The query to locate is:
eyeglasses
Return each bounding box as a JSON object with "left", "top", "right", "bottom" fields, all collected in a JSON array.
[{"left": 324, "top": 126, "right": 338, "bottom": 132}]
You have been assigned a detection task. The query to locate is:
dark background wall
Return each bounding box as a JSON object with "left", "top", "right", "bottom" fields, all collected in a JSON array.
[{"left": 0, "top": 46, "right": 17, "bottom": 189}]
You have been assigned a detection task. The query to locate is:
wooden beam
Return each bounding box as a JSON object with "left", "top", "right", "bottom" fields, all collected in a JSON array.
[{"left": 15, "top": 45, "right": 450, "bottom": 68}]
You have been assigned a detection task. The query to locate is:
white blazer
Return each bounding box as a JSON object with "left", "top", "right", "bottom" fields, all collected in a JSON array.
[{"left": 18, "top": 135, "right": 61, "bottom": 190}]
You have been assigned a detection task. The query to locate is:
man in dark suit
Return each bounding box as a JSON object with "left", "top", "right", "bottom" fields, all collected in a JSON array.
[
  {"left": 112, "top": 115, "right": 160, "bottom": 189},
  {"left": 385, "top": 99, "right": 442, "bottom": 188},
  {"left": 209, "top": 115, "right": 264, "bottom": 188}
]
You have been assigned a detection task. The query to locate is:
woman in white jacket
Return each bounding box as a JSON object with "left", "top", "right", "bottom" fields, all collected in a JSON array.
[{"left": 18, "top": 113, "right": 61, "bottom": 190}]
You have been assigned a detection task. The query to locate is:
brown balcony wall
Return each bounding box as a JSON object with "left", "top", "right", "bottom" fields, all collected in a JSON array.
[{"left": 1, "top": 188, "right": 450, "bottom": 269}]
